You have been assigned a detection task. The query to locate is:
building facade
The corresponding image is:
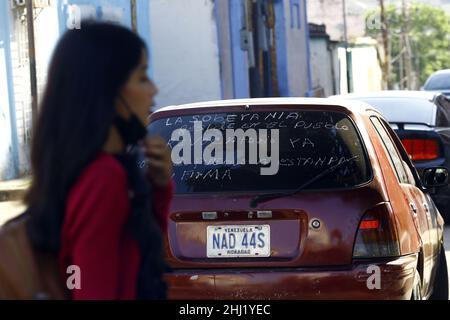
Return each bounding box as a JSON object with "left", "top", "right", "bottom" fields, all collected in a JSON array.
[
  {"left": 0, "top": 0, "right": 312, "bottom": 180},
  {"left": 308, "top": 23, "right": 339, "bottom": 97}
]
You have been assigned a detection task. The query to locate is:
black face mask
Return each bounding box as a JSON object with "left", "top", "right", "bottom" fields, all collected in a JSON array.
[
  {"left": 113, "top": 112, "right": 147, "bottom": 147},
  {"left": 113, "top": 96, "right": 148, "bottom": 147}
]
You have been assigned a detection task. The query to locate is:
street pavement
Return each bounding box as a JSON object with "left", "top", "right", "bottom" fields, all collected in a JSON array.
[
  {"left": 0, "top": 200, "right": 25, "bottom": 226},
  {"left": 444, "top": 225, "right": 450, "bottom": 297}
]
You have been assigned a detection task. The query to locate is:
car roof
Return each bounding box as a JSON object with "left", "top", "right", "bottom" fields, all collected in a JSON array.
[
  {"left": 156, "top": 97, "right": 379, "bottom": 116},
  {"left": 331, "top": 90, "right": 438, "bottom": 101},
  {"left": 430, "top": 69, "right": 450, "bottom": 76}
]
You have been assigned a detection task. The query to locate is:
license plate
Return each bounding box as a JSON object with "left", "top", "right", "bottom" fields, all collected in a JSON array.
[{"left": 207, "top": 225, "right": 270, "bottom": 258}]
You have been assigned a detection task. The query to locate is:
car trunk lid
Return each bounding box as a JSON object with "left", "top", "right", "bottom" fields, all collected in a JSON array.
[{"left": 165, "top": 186, "right": 385, "bottom": 269}]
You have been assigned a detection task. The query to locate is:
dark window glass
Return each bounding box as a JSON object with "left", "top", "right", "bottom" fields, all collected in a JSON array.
[
  {"left": 148, "top": 110, "right": 372, "bottom": 193},
  {"left": 371, "top": 116, "right": 409, "bottom": 184}
]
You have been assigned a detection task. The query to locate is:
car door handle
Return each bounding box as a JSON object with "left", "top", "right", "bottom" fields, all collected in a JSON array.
[
  {"left": 423, "top": 203, "right": 430, "bottom": 215},
  {"left": 410, "top": 202, "right": 418, "bottom": 216}
]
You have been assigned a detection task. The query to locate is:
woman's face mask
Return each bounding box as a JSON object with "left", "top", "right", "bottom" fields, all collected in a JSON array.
[
  {"left": 114, "top": 95, "right": 148, "bottom": 147},
  {"left": 113, "top": 112, "right": 148, "bottom": 147}
]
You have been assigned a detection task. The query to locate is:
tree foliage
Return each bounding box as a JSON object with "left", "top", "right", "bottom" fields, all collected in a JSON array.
[{"left": 366, "top": 3, "right": 450, "bottom": 87}]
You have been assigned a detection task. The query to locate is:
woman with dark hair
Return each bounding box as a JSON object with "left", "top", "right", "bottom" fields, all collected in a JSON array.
[{"left": 24, "top": 21, "right": 173, "bottom": 300}]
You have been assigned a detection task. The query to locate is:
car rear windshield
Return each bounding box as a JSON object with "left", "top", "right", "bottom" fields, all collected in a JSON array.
[
  {"left": 148, "top": 110, "right": 372, "bottom": 193},
  {"left": 356, "top": 98, "right": 436, "bottom": 126}
]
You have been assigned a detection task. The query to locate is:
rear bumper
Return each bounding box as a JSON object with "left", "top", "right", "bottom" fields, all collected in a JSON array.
[{"left": 165, "top": 254, "right": 418, "bottom": 300}]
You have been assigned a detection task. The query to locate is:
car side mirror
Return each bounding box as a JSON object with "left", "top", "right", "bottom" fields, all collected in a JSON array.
[{"left": 422, "top": 167, "right": 449, "bottom": 188}]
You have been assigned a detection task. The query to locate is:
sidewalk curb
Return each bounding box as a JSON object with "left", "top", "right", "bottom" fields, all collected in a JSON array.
[
  {"left": 0, "top": 178, "right": 30, "bottom": 202},
  {"left": 0, "top": 189, "right": 26, "bottom": 202}
]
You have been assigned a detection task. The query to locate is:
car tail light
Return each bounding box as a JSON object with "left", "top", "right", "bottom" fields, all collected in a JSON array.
[
  {"left": 401, "top": 138, "right": 440, "bottom": 161},
  {"left": 353, "top": 203, "right": 400, "bottom": 258}
]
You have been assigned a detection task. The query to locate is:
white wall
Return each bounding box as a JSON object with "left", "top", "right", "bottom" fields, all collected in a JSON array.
[
  {"left": 350, "top": 45, "right": 382, "bottom": 93},
  {"left": 283, "top": 0, "right": 310, "bottom": 97},
  {"left": 35, "top": 3, "right": 60, "bottom": 103},
  {"left": 338, "top": 44, "right": 382, "bottom": 94},
  {"left": 310, "top": 37, "right": 334, "bottom": 97},
  {"left": 149, "top": 0, "right": 222, "bottom": 108},
  {"left": 331, "top": 44, "right": 340, "bottom": 95},
  {"left": 338, "top": 47, "right": 349, "bottom": 94},
  {"left": 310, "top": 37, "right": 340, "bottom": 97}
]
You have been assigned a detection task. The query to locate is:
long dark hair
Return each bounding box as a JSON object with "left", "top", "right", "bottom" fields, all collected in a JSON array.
[{"left": 25, "top": 21, "right": 147, "bottom": 253}]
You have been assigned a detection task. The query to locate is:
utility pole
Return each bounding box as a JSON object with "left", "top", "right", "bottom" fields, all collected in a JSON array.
[
  {"left": 399, "top": 48, "right": 404, "bottom": 89},
  {"left": 26, "top": 0, "right": 38, "bottom": 125},
  {"left": 342, "top": 0, "right": 351, "bottom": 93},
  {"left": 130, "top": 0, "right": 137, "bottom": 32},
  {"left": 379, "top": 0, "right": 391, "bottom": 89},
  {"left": 402, "top": 0, "right": 413, "bottom": 89}
]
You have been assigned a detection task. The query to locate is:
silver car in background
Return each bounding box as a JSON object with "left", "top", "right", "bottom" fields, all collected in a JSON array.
[{"left": 423, "top": 69, "right": 450, "bottom": 97}]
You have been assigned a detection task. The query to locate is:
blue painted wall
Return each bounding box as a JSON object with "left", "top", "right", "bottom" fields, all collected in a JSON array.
[
  {"left": 214, "top": 2, "right": 224, "bottom": 100},
  {"left": 274, "top": 0, "right": 289, "bottom": 97},
  {"left": 225, "top": 0, "right": 312, "bottom": 98},
  {"left": 303, "top": 0, "right": 313, "bottom": 96},
  {"left": 229, "top": 0, "right": 250, "bottom": 99}
]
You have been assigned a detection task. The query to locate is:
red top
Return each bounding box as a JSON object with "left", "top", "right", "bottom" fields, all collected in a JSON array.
[{"left": 59, "top": 152, "right": 173, "bottom": 300}]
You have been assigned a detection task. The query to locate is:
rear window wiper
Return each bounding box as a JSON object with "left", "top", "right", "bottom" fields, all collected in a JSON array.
[{"left": 250, "top": 156, "right": 359, "bottom": 208}]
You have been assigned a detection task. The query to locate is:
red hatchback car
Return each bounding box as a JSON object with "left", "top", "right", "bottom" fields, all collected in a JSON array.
[{"left": 148, "top": 98, "right": 448, "bottom": 300}]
